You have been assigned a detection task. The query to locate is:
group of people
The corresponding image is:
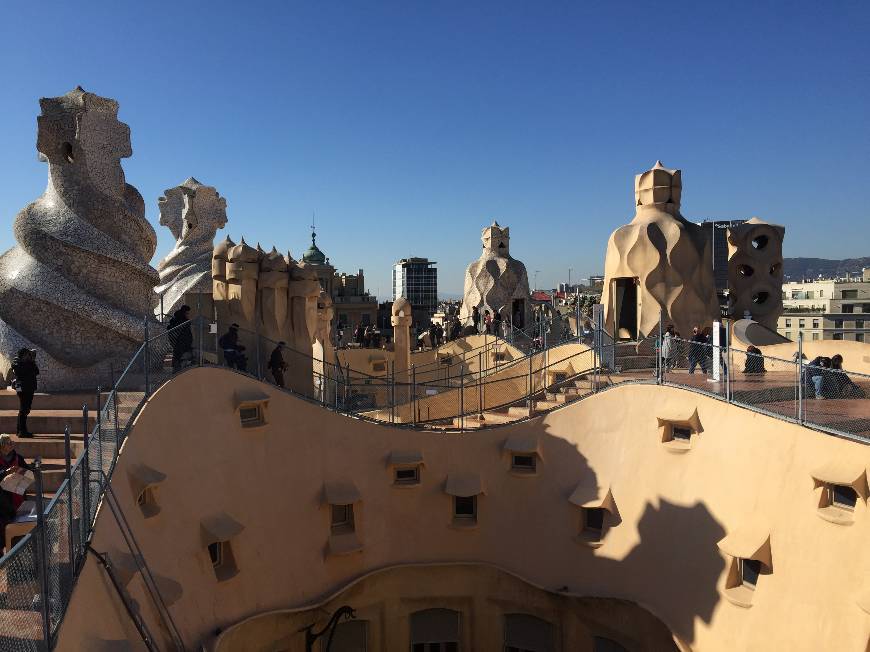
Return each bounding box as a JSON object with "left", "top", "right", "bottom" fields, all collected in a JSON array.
[
  {"left": 218, "top": 322, "right": 289, "bottom": 389},
  {"left": 351, "top": 324, "right": 382, "bottom": 349},
  {"left": 802, "top": 354, "right": 865, "bottom": 400},
  {"left": 660, "top": 324, "right": 726, "bottom": 375},
  {"left": 470, "top": 306, "right": 506, "bottom": 336}
]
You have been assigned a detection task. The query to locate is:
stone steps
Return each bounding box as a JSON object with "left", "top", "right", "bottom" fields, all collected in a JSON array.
[
  {"left": 0, "top": 390, "right": 97, "bottom": 412},
  {"left": 0, "top": 410, "right": 95, "bottom": 436}
]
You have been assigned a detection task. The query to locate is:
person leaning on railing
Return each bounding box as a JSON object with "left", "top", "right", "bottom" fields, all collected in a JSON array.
[
  {"left": 829, "top": 354, "right": 866, "bottom": 399},
  {"left": 803, "top": 356, "right": 835, "bottom": 399}
]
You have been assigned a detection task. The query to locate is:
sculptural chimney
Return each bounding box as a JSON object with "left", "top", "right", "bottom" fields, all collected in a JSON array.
[
  {"left": 0, "top": 87, "right": 159, "bottom": 389},
  {"left": 154, "top": 178, "right": 228, "bottom": 320}
]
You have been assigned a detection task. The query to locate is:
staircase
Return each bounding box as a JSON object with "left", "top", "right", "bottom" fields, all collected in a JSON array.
[
  {"left": 452, "top": 374, "right": 599, "bottom": 429},
  {"left": 0, "top": 390, "right": 97, "bottom": 497}
]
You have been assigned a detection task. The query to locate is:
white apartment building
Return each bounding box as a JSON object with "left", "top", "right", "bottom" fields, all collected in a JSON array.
[{"left": 776, "top": 270, "right": 870, "bottom": 342}]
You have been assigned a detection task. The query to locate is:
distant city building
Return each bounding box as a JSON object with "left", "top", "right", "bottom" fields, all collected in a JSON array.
[
  {"left": 392, "top": 257, "right": 438, "bottom": 325},
  {"left": 777, "top": 274, "right": 870, "bottom": 342},
  {"left": 588, "top": 275, "right": 605, "bottom": 289},
  {"left": 698, "top": 219, "right": 747, "bottom": 311},
  {"left": 333, "top": 269, "right": 378, "bottom": 328},
  {"left": 301, "top": 229, "right": 377, "bottom": 328}
]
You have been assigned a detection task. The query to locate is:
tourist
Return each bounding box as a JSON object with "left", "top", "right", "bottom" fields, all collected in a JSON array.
[
  {"left": 167, "top": 305, "right": 194, "bottom": 372},
  {"left": 471, "top": 306, "right": 480, "bottom": 333},
  {"left": 450, "top": 318, "right": 461, "bottom": 341},
  {"left": 804, "top": 356, "right": 833, "bottom": 399},
  {"left": 267, "top": 342, "right": 288, "bottom": 388},
  {"left": 1, "top": 433, "right": 31, "bottom": 548},
  {"left": 688, "top": 327, "right": 708, "bottom": 375},
  {"left": 493, "top": 311, "right": 503, "bottom": 338},
  {"left": 484, "top": 310, "right": 492, "bottom": 334},
  {"left": 829, "top": 354, "right": 865, "bottom": 398},
  {"left": 435, "top": 323, "right": 444, "bottom": 347},
  {"left": 661, "top": 325, "right": 676, "bottom": 371},
  {"left": 218, "top": 324, "right": 247, "bottom": 371},
  {"left": 743, "top": 345, "right": 766, "bottom": 374},
  {"left": 428, "top": 323, "right": 438, "bottom": 350},
  {"left": 11, "top": 348, "right": 38, "bottom": 438}
]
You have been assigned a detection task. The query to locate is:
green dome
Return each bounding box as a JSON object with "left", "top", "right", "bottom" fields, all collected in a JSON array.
[{"left": 302, "top": 231, "right": 326, "bottom": 265}]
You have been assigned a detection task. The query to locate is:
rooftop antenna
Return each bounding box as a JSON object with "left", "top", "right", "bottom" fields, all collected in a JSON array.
[{"left": 310, "top": 211, "right": 316, "bottom": 245}]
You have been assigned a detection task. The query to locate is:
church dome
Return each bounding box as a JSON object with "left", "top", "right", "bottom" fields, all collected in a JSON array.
[{"left": 301, "top": 230, "right": 327, "bottom": 265}]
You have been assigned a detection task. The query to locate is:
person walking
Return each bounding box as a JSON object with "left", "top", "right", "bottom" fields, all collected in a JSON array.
[
  {"left": 167, "top": 305, "right": 193, "bottom": 372},
  {"left": 484, "top": 310, "right": 493, "bottom": 335},
  {"left": 218, "top": 324, "right": 247, "bottom": 371},
  {"left": 11, "top": 348, "right": 38, "bottom": 438},
  {"left": 268, "top": 342, "right": 288, "bottom": 388},
  {"left": 688, "top": 326, "right": 708, "bottom": 375},
  {"left": 493, "top": 311, "right": 503, "bottom": 338},
  {"left": 471, "top": 306, "right": 480, "bottom": 333},
  {"left": 661, "top": 325, "right": 676, "bottom": 372}
]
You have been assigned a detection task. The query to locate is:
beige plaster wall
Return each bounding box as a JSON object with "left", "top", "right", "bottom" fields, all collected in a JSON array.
[
  {"left": 336, "top": 334, "right": 524, "bottom": 383},
  {"left": 55, "top": 368, "right": 870, "bottom": 652}
]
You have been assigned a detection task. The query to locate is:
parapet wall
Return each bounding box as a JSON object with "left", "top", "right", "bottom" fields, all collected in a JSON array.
[{"left": 55, "top": 368, "right": 870, "bottom": 651}]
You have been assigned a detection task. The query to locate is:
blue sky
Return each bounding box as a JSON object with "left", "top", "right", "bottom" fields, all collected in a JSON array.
[{"left": 1, "top": 1, "right": 868, "bottom": 298}]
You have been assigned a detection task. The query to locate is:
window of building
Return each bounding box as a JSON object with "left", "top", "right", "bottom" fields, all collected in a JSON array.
[
  {"left": 739, "top": 558, "right": 762, "bottom": 589},
  {"left": 136, "top": 486, "right": 159, "bottom": 518},
  {"left": 812, "top": 333, "right": 820, "bottom": 341},
  {"left": 829, "top": 485, "right": 858, "bottom": 510},
  {"left": 239, "top": 405, "right": 262, "bottom": 425},
  {"left": 857, "top": 334, "right": 865, "bottom": 343},
  {"left": 834, "top": 319, "right": 843, "bottom": 328},
  {"left": 454, "top": 495, "right": 477, "bottom": 523},
  {"left": 856, "top": 320, "right": 865, "bottom": 329},
  {"left": 657, "top": 413, "right": 702, "bottom": 452},
  {"left": 207, "top": 540, "right": 238, "bottom": 581},
  {"left": 331, "top": 504, "right": 355, "bottom": 535},
  {"left": 592, "top": 638, "right": 629, "bottom": 652},
  {"left": 503, "top": 614, "right": 554, "bottom": 652},
  {"left": 841, "top": 290, "right": 858, "bottom": 299},
  {"left": 812, "top": 319, "right": 820, "bottom": 328},
  {"left": 843, "top": 304, "right": 854, "bottom": 314},
  {"left": 784, "top": 331, "right": 792, "bottom": 340},
  {"left": 326, "top": 620, "right": 369, "bottom": 652},
  {"left": 806, "top": 291, "right": 815, "bottom": 299},
  {"left": 718, "top": 529, "right": 771, "bottom": 607},
  {"left": 833, "top": 333, "right": 844, "bottom": 340},
  {"left": 819, "top": 290, "right": 825, "bottom": 298},
  {"left": 798, "top": 319, "right": 805, "bottom": 328},
  {"left": 785, "top": 319, "right": 792, "bottom": 327},
  {"left": 410, "top": 609, "right": 460, "bottom": 652},
  {"left": 583, "top": 507, "right": 606, "bottom": 535},
  {"left": 394, "top": 466, "right": 420, "bottom": 485},
  {"left": 511, "top": 454, "right": 536, "bottom": 473}
]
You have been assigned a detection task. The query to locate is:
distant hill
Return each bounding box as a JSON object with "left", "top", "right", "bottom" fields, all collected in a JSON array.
[{"left": 783, "top": 257, "right": 870, "bottom": 281}]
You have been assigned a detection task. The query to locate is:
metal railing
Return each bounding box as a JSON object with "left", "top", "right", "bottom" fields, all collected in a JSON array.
[{"left": 2, "top": 315, "right": 868, "bottom": 649}]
